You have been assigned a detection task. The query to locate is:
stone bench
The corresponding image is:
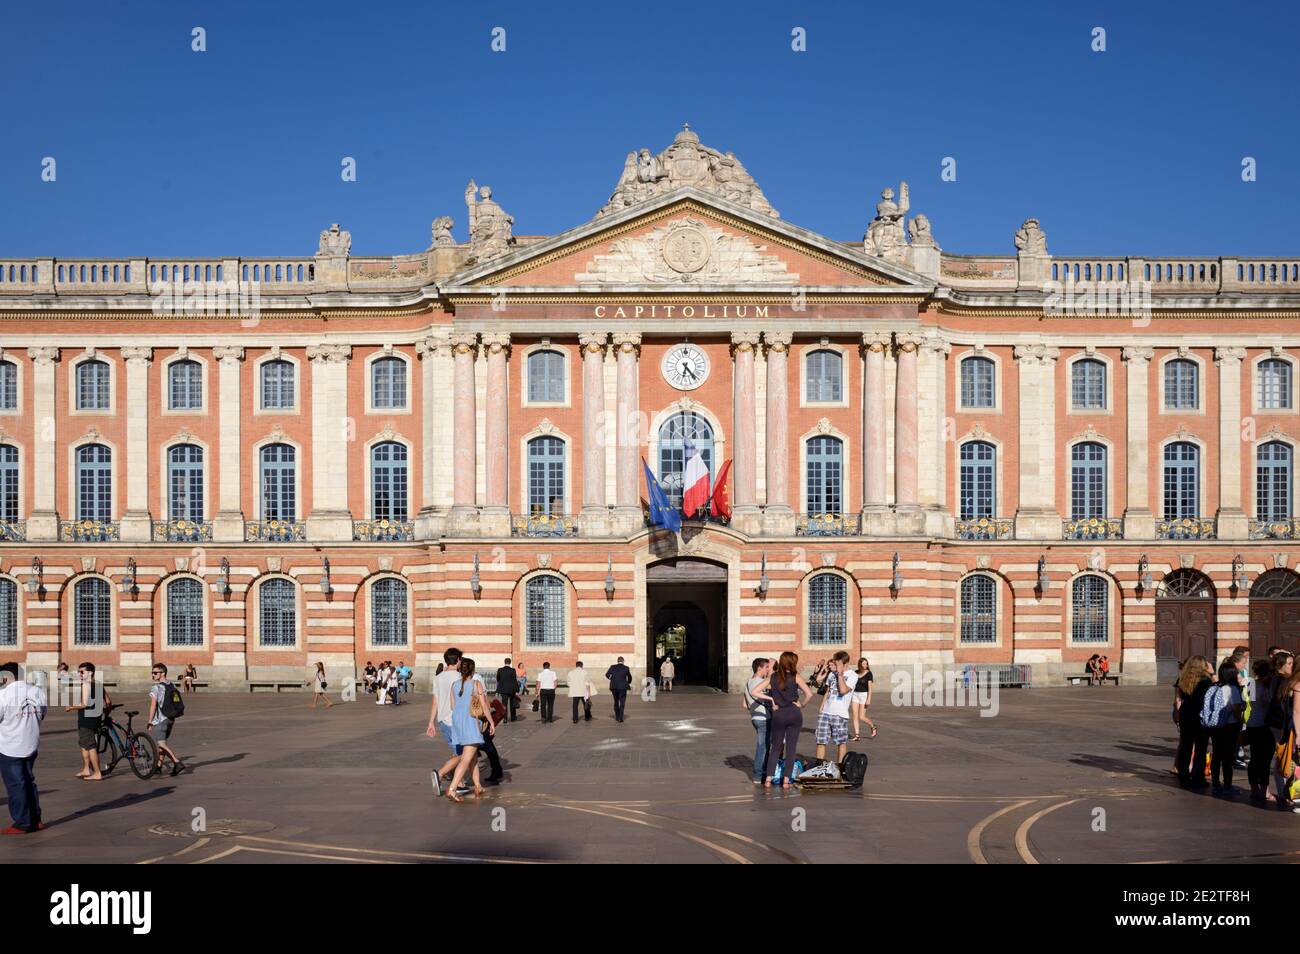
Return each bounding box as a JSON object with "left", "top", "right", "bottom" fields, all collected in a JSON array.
[
  {"left": 1067, "top": 672, "right": 1121, "bottom": 686},
  {"left": 249, "top": 681, "right": 306, "bottom": 693}
]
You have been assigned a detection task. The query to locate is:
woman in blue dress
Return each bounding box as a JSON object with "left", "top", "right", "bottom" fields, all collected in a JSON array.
[{"left": 446, "top": 656, "right": 495, "bottom": 801}]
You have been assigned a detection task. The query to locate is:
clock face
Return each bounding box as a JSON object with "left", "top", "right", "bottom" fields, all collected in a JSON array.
[{"left": 662, "top": 344, "right": 710, "bottom": 391}]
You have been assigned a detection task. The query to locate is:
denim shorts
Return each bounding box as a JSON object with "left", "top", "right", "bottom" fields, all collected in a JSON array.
[
  {"left": 439, "top": 722, "right": 456, "bottom": 753},
  {"left": 151, "top": 718, "right": 174, "bottom": 741}
]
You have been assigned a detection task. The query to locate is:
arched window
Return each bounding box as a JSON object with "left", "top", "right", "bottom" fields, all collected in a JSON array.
[
  {"left": 960, "top": 575, "right": 996, "bottom": 644},
  {"left": 259, "top": 444, "right": 296, "bottom": 521},
  {"left": 167, "top": 444, "right": 204, "bottom": 521},
  {"left": 1260, "top": 358, "right": 1292, "bottom": 410},
  {"left": 260, "top": 359, "right": 294, "bottom": 410},
  {"left": 0, "top": 360, "right": 16, "bottom": 411},
  {"left": 371, "top": 577, "right": 408, "bottom": 646},
  {"left": 960, "top": 356, "right": 995, "bottom": 409},
  {"left": 76, "top": 444, "right": 112, "bottom": 521},
  {"left": 0, "top": 578, "right": 15, "bottom": 647},
  {"left": 525, "top": 575, "right": 565, "bottom": 647},
  {"left": 1071, "top": 575, "right": 1108, "bottom": 643},
  {"left": 808, "top": 573, "right": 847, "bottom": 645},
  {"left": 0, "top": 445, "right": 16, "bottom": 523},
  {"left": 959, "top": 441, "right": 996, "bottom": 519},
  {"left": 1257, "top": 441, "right": 1293, "bottom": 523},
  {"left": 166, "top": 577, "right": 204, "bottom": 647},
  {"left": 371, "top": 356, "right": 407, "bottom": 410},
  {"left": 1164, "top": 359, "right": 1199, "bottom": 410},
  {"left": 658, "top": 412, "right": 714, "bottom": 508},
  {"left": 805, "top": 349, "right": 843, "bottom": 403},
  {"left": 76, "top": 359, "right": 111, "bottom": 410},
  {"left": 527, "top": 350, "right": 565, "bottom": 404},
  {"left": 74, "top": 577, "right": 111, "bottom": 646},
  {"left": 1162, "top": 442, "right": 1199, "bottom": 520},
  {"left": 1071, "top": 359, "right": 1106, "bottom": 410},
  {"left": 806, "top": 436, "right": 843, "bottom": 515},
  {"left": 370, "top": 442, "right": 408, "bottom": 521},
  {"left": 258, "top": 578, "right": 297, "bottom": 647},
  {"left": 527, "top": 436, "right": 565, "bottom": 515},
  {"left": 168, "top": 359, "right": 203, "bottom": 410},
  {"left": 1070, "top": 442, "right": 1107, "bottom": 519}
]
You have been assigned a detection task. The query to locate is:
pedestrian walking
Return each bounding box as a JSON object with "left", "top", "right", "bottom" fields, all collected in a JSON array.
[
  {"left": 496, "top": 657, "right": 520, "bottom": 722},
  {"left": 536, "top": 662, "right": 558, "bottom": 723},
  {"left": 310, "top": 661, "right": 335, "bottom": 708},
  {"left": 0, "top": 662, "right": 46, "bottom": 834},
  {"left": 428, "top": 648, "right": 464, "bottom": 796},
  {"left": 605, "top": 656, "right": 633, "bottom": 723},
  {"left": 752, "top": 651, "right": 813, "bottom": 788},
  {"left": 147, "top": 664, "right": 187, "bottom": 776},
  {"left": 445, "top": 657, "right": 495, "bottom": 802},
  {"left": 850, "top": 656, "right": 877, "bottom": 741},
  {"left": 660, "top": 656, "right": 675, "bottom": 692},
  {"left": 568, "top": 661, "right": 591, "bottom": 723}
]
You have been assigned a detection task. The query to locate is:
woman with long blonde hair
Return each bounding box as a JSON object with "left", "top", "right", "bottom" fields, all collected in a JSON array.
[
  {"left": 1173, "top": 655, "right": 1213, "bottom": 788},
  {"left": 750, "top": 651, "right": 813, "bottom": 788}
]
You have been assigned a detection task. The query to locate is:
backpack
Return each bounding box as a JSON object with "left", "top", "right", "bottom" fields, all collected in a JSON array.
[
  {"left": 1200, "top": 684, "right": 1230, "bottom": 729},
  {"left": 840, "top": 752, "right": 869, "bottom": 788},
  {"left": 159, "top": 682, "right": 185, "bottom": 720}
]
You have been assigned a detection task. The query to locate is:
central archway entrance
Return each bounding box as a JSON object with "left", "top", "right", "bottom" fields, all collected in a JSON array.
[
  {"left": 1154, "top": 569, "right": 1216, "bottom": 682},
  {"left": 645, "top": 557, "right": 728, "bottom": 689}
]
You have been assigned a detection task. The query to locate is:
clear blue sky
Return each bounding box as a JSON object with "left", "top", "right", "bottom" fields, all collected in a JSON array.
[{"left": 1, "top": 0, "right": 1296, "bottom": 258}]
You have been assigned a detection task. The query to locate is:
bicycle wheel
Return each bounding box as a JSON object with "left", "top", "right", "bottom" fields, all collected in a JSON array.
[
  {"left": 127, "top": 732, "right": 159, "bottom": 779},
  {"left": 99, "top": 728, "right": 122, "bottom": 774}
]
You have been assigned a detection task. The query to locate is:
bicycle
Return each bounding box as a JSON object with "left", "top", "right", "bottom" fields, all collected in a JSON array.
[{"left": 95, "top": 703, "right": 160, "bottom": 779}]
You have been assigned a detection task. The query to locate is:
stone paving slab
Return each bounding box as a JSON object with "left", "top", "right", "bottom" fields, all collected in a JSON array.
[{"left": 0, "top": 685, "right": 1291, "bottom": 864}]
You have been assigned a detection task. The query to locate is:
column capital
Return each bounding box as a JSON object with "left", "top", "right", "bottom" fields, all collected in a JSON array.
[
  {"left": 1122, "top": 345, "right": 1154, "bottom": 365},
  {"left": 763, "top": 331, "right": 793, "bottom": 353},
  {"left": 416, "top": 334, "right": 450, "bottom": 358},
  {"left": 481, "top": 332, "right": 511, "bottom": 357},
  {"left": 921, "top": 334, "right": 952, "bottom": 356},
  {"left": 449, "top": 332, "right": 478, "bottom": 355},
  {"left": 861, "top": 331, "right": 891, "bottom": 353},
  {"left": 26, "top": 346, "right": 59, "bottom": 365},
  {"left": 730, "top": 331, "right": 761, "bottom": 354},
  {"left": 213, "top": 345, "right": 245, "bottom": 364},
  {"left": 611, "top": 332, "right": 642, "bottom": 355},
  {"left": 306, "top": 343, "right": 352, "bottom": 364},
  {"left": 121, "top": 345, "right": 153, "bottom": 366},
  {"left": 578, "top": 332, "right": 608, "bottom": 355},
  {"left": 1013, "top": 343, "right": 1060, "bottom": 365},
  {"left": 1214, "top": 346, "right": 1247, "bottom": 366},
  {"left": 895, "top": 332, "right": 925, "bottom": 354}
]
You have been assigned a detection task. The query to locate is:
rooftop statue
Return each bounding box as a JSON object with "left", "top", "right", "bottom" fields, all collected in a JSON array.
[
  {"left": 464, "top": 181, "right": 516, "bottom": 263},
  {"left": 316, "top": 223, "right": 351, "bottom": 257},
  {"left": 863, "top": 183, "right": 909, "bottom": 260},
  {"left": 429, "top": 215, "right": 456, "bottom": 249}
]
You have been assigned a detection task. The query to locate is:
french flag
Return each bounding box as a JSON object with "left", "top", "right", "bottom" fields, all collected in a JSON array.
[{"left": 681, "top": 438, "right": 710, "bottom": 518}]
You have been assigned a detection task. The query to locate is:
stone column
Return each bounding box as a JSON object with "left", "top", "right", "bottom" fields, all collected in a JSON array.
[
  {"left": 920, "top": 334, "right": 953, "bottom": 536},
  {"left": 25, "top": 347, "right": 59, "bottom": 540},
  {"left": 480, "top": 333, "right": 511, "bottom": 536},
  {"left": 762, "top": 332, "right": 794, "bottom": 535},
  {"left": 1122, "top": 347, "right": 1155, "bottom": 539},
  {"left": 120, "top": 346, "right": 153, "bottom": 541},
  {"left": 1215, "top": 346, "right": 1248, "bottom": 538},
  {"left": 893, "top": 333, "right": 924, "bottom": 533},
  {"left": 1013, "top": 343, "right": 1062, "bottom": 539},
  {"left": 448, "top": 333, "right": 479, "bottom": 535},
  {"left": 858, "top": 332, "right": 891, "bottom": 533},
  {"left": 414, "top": 333, "right": 451, "bottom": 540},
  {"left": 731, "top": 332, "right": 761, "bottom": 533},
  {"left": 579, "top": 332, "right": 609, "bottom": 534},
  {"left": 305, "top": 343, "right": 353, "bottom": 541},
  {"left": 612, "top": 332, "right": 643, "bottom": 534},
  {"left": 212, "top": 346, "right": 245, "bottom": 541}
]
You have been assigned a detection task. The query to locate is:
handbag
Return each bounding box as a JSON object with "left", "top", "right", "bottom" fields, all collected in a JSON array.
[
  {"left": 470, "top": 686, "right": 485, "bottom": 719},
  {"left": 532, "top": 697, "right": 540, "bottom": 712},
  {"left": 320, "top": 680, "right": 328, "bottom": 691}
]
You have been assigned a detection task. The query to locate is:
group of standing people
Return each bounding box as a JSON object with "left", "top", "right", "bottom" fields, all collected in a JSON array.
[
  {"left": 1173, "top": 644, "right": 1299, "bottom": 806},
  {"left": 363, "top": 660, "right": 411, "bottom": 706}
]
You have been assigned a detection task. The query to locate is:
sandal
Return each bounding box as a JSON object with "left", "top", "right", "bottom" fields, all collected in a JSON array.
[
  {"left": 870, "top": 726, "right": 878, "bottom": 738},
  {"left": 446, "top": 791, "right": 464, "bottom": 804},
  {"left": 850, "top": 735, "right": 861, "bottom": 742}
]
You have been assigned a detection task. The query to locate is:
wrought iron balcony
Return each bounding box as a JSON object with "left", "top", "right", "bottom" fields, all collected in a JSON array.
[
  {"left": 59, "top": 519, "right": 121, "bottom": 542},
  {"left": 512, "top": 513, "right": 578, "bottom": 537},
  {"left": 245, "top": 519, "right": 306, "bottom": 542},
  {"left": 152, "top": 519, "right": 212, "bottom": 542},
  {"left": 796, "top": 513, "right": 848, "bottom": 536},
  {"left": 1250, "top": 519, "right": 1300, "bottom": 540},
  {"left": 955, "top": 517, "right": 1013, "bottom": 540},
  {"left": 0, "top": 520, "right": 26, "bottom": 542},
  {"left": 1062, "top": 516, "right": 1123, "bottom": 540},
  {"left": 353, "top": 518, "right": 415, "bottom": 542},
  {"left": 1156, "top": 517, "right": 1216, "bottom": 540}
]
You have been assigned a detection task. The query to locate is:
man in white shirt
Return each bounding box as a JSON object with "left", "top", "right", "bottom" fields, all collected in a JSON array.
[
  {"left": 535, "top": 662, "right": 558, "bottom": 723},
  {"left": 0, "top": 662, "right": 47, "bottom": 834},
  {"left": 567, "top": 661, "right": 591, "bottom": 724},
  {"left": 427, "top": 648, "right": 464, "bottom": 795},
  {"left": 814, "top": 651, "right": 856, "bottom": 766}
]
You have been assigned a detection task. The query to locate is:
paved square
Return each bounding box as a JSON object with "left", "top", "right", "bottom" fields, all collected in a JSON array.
[{"left": 1, "top": 685, "right": 1290, "bottom": 864}]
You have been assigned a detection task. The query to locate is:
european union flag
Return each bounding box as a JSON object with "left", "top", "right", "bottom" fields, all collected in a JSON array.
[{"left": 643, "top": 459, "right": 682, "bottom": 532}]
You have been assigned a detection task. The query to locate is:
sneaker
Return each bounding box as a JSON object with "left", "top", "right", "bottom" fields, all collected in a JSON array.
[
  {"left": 454, "top": 784, "right": 472, "bottom": 796},
  {"left": 1, "top": 826, "right": 26, "bottom": 835},
  {"left": 430, "top": 770, "right": 442, "bottom": 797},
  {"left": 1220, "top": 786, "right": 1242, "bottom": 797}
]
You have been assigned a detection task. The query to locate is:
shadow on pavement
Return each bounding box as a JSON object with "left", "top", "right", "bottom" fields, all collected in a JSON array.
[{"left": 44, "top": 786, "right": 176, "bottom": 828}]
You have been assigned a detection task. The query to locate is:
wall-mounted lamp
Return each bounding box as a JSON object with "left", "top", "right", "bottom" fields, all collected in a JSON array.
[
  {"left": 211, "top": 557, "right": 231, "bottom": 597},
  {"left": 1036, "top": 555, "right": 1049, "bottom": 594},
  {"left": 1136, "top": 554, "right": 1153, "bottom": 594},
  {"left": 604, "top": 554, "right": 616, "bottom": 599},
  {"left": 890, "top": 551, "right": 904, "bottom": 592},
  {"left": 25, "top": 557, "right": 43, "bottom": 597},
  {"left": 1233, "top": 554, "right": 1251, "bottom": 593},
  {"left": 470, "top": 553, "right": 482, "bottom": 598},
  {"left": 319, "top": 557, "right": 333, "bottom": 595},
  {"left": 757, "top": 552, "right": 770, "bottom": 596},
  {"left": 118, "top": 557, "right": 138, "bottom": 596}
]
